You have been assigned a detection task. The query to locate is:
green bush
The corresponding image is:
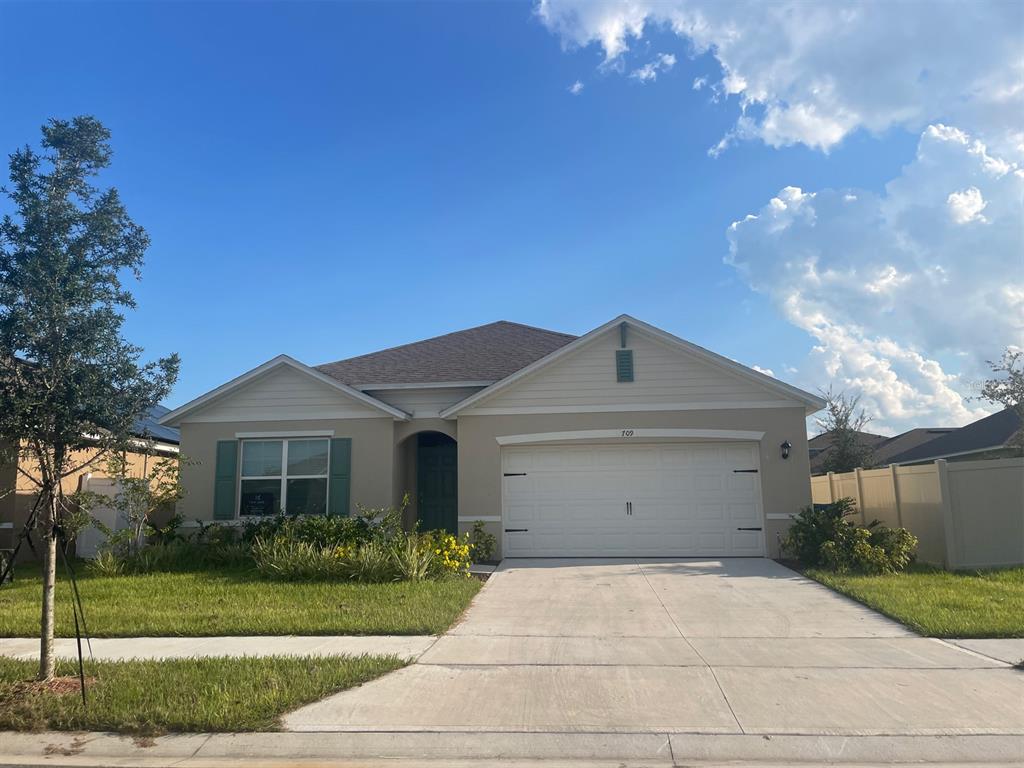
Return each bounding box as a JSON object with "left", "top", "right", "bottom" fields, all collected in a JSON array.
[
  {"left": 390, "top": 537, "right": 436, "bottom": 582},
  {"left": 782, "top": 498, "right": 918, "bottom": 574},
  {"left": 468, "top": 521, "right": 496, "bottom": 563},
  {"left": 782, "top": 498, "right": 857, "bottom": 566},
  {"left": 251, "top": 529, "right": 473, "bottom": 583}
]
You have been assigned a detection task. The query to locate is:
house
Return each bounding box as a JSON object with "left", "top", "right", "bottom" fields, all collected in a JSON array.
[
  {"left": 808, "top": 426, "right": 957, "bottom": 474},
  {"left": 808, "top": 430, "right": 888, "bottom": 474},
  {"left": 160, "top": 315, "right": 825, "bottom": 559},
  {"left": 0, "top": 405, "right": 180, "bottom": 557},
  {"left": 885, "top": 408, "right": 1022, "bottom": 465}
]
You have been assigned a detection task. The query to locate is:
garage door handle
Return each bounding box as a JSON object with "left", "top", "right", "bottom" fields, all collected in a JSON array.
[
  {"left": 504, "top": 528, "right": 528, "bottom": 533},
  {"left": 736, "top": 527, "right": 762, "bottom": 531}
]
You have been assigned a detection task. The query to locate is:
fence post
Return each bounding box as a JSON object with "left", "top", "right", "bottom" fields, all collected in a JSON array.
[
  {"left": 854, "top": 467, "right": 866, "bottom": 524},
  {"left": 936, "top": 459, "right": 957, "bottom": 570},
  {"left": 889, "top": 464, "right": 903, "bottom": 528},
  {"left": 827, "top": 471, "right": 836, "bottom": 503}
]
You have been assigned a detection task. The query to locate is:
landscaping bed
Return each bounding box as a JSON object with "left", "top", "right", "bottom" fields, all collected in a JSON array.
[
  {"left": 0, "top": 654, "right": 405, "bottom": 733},
  {"left": 805, "top": 565, "right": 1024, "bottom": 638},
  {"left": 0, "top": 567, "right": 481, "bottom": 637}
]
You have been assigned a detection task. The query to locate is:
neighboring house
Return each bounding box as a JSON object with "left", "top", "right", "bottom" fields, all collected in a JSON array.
[
  {"left": 808, "top": 427, "right": 958, "bottom": 474},
  {"left": 807, "top": 430, "right": 888, "bottom": 475},
  {"left": 886, "top": 408, "right": 1022, "bottom": 465},
  {"left": 161, "top": 315, "right": 824, "bottom": 559},
  {"left": 0, "top": 405, "right": 180, "bottom": 556}
]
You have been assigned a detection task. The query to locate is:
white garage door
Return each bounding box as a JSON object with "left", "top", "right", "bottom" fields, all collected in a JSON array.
[{"left": 502, "top": 442, "right": 765, "bottom": 557}]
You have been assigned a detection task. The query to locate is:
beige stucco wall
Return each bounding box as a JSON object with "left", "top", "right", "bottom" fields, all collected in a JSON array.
[
  {"left": 456, "top": 407, "right": 812, "bottom": 558},
  {"left": 175, "top": 408, "right": 814, "bottom": 560},
  {"left": 177, "top": 418, "right": 395, "bottom": 521}
]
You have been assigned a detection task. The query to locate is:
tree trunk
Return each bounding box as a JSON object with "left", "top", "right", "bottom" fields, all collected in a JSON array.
[{"left": 38, "top": 497, "right": 58, "bottom": 682}]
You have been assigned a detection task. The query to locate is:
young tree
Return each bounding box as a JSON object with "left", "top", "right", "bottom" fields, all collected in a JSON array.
[
  {"left": 0, "top": 116, "right": 178, "bottom": 681},
  {"left": 815, "top": 387, "right": 875, "bottom": 473},
  {"left": 100, "top": 447, "right": 186, "bottom": 556},
  {"left": 978, "top": 348, "right": 1023, "bottom": 455}
]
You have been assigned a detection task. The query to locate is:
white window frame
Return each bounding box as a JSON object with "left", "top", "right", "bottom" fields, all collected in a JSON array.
[{"left": 238, "top": 437, "right": 331, "bottom": 517}]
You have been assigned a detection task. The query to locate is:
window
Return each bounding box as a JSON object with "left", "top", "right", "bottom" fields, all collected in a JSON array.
[{"left": 239, "top": 438, "right": 329, "bottom": 516}]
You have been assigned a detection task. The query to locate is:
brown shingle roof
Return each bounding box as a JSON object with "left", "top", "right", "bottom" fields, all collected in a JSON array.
[{"left": 315, "top": 321, "right": 577, "bottom": 386}]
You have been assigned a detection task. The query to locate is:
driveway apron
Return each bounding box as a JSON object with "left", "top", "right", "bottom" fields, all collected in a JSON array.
[{"left": 284, "top": 558, "right": 1024, "bottom": 736}]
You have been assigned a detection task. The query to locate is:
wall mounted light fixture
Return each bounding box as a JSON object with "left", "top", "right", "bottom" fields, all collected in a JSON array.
[{"left": 780, "top": 440, "right": 792, "bottom": 460}]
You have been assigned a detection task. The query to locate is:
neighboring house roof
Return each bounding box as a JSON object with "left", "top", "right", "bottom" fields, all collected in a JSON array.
[
  {"left": 886, "top": 408, "right": 1023, "bottom": 464},
  {"left": 440, "top": 315, "right": 827, "bottom": 418},
  {"left": 133, "top": 404, "right": 180, "bottom": 445},
  {"left": 808, "top": 430, "right": 888, "bottom": 474},
  {"left": 872, "top": 427, "right": 956, "bottom": 465},
  {"left": 315, "top": 321, "right": 577, "bottom": 387}
]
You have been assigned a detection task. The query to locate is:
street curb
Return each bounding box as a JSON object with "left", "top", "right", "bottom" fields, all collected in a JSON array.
[{"left": 1, "top": 730, "right": 1022, "bottom": 766}]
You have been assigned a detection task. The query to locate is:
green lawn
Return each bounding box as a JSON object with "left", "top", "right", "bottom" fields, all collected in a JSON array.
[
  {"left": 806, "top": 565, "right": 1024, "bottom": 638},
  {"left": 0, "top": 567, "right": 481, "bottom": 637},
  {"left": 0, "top": 655, "right": 405, "bottom": 733}
]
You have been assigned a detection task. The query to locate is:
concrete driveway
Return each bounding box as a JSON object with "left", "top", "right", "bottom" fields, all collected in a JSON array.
[{"left": 285, "top": 558, "right": 1024, "bottom": 736}]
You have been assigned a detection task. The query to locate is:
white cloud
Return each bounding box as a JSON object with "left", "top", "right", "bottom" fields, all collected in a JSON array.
[
  {"left": 947, "top": 186, "right": 988, "bottom": 224},
  {"left": 751, "top": 365, "right": 775, "bottom": 378},
  {"left": 568, "top": 80, "right": 585, "bottom": 95},
  {"left": 630, "top": 52, "right": 676, "bottom": 83},
  {"left": 726, "top": 126, "right": 1023, "bottom": 431},
  {"left": 537, "top": 0, "right": 1024, "bottom": 156}
]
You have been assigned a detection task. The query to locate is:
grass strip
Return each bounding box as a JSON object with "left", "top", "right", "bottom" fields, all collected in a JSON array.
[
  {"left": 0, "top": 567, "right": 480, "bottom": 637},
  {"left": 806, "top": 565, "right": 1024, "bottom": 638},
  {"left": 0, "top": 654, "right": 405, "bottom": 733}
]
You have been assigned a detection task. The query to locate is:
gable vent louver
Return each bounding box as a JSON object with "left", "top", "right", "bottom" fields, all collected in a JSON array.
[{"left": 616, "top": 349, "right": 634, "bottom": 382}]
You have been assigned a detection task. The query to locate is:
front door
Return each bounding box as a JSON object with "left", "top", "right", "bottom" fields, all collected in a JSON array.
[{"left": 417, "top": 433, "right": 458, "bottom": 534}]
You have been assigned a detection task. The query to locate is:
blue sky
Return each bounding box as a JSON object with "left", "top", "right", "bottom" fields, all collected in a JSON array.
[{"left": 0, "top": 1, "right": 1018, "bottom": 431}]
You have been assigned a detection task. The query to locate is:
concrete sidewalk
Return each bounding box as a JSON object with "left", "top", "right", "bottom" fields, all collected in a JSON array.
[
  {"left": 948, "top": 638, "right": 1024, "bottom": 666},
  {"left": 0, "top": 634, "right": 435, "bottom": 661},
  {"left": 1, "top": 730, "right": 1024, "bottom": 767}
]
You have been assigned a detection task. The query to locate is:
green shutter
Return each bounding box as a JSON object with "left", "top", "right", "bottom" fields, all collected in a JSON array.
[
  {"left": 213, "top": 440, "right": 238, "bottom": 520},
  {"left": 615, "top": 349, "right": 634, "bottom": 382},
  {"left": 328, "top": 438, "right": 352, "bottom": 516}
]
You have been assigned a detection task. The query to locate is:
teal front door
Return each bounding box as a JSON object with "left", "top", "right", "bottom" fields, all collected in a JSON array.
[{"left": 417, "top": 433, "right": 458, "bottom": 534}]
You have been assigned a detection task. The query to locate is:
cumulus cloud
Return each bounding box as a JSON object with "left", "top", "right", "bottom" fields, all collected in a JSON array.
[
  {"left": 537, "top": 0, "right": 1024, "bottom": 156},
  {"left": 630, "top": 52, "right": 676, "bottom": 83},
  {"left": 568, "top": 80, "right": 585, "bottom": 95},
  {"left": 947, "top": 186, "right": 988, "bottom": 224},
  {"left": 726, "top": 126, "right": 1023, "bottom": 431}
]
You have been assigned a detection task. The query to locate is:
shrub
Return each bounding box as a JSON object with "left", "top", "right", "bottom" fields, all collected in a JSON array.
[
  {"left": 782, "top": 497, "right": 918, "bottom": 574},
  {"left": 782, "top": 498, "right": 858, "bottom": 566},
  {"left": 251, "top": 537, "right": 348, "bottom": 580},
  {"left": 88, "top": 550, "right": 126, "bottom": 577},
  {"left": 251, "top": 529, "right": 473, "bottom": 583},
  {"left": 468, "top": 521, "right": 496, "bottom": 563},
  {"left": 390, "top": 536, "right": 436, "bottom": 582},
  {"left": 424, "top": 531, "right": 473, "bottom": 577}
]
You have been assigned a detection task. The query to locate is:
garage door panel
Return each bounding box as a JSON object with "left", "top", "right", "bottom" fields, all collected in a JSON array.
[{"left": 502, "top": 442, "right": 764, "bottom": 558}]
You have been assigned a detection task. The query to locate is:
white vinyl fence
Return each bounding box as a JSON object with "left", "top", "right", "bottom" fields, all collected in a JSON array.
[{"left": 811, "top": 458, "right": 1024, "bottom": 570}]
